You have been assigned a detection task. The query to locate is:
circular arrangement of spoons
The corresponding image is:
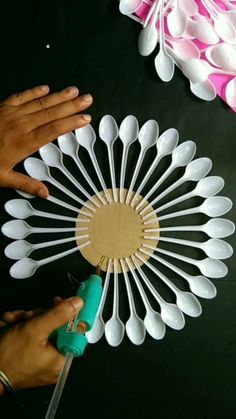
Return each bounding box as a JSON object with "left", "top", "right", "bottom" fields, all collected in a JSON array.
[
  {"left": 1, "top": 114, "right": 234, "bottom": 346},
  {"left": 119, "top": 0, "right": 236, "bottom": 109}
]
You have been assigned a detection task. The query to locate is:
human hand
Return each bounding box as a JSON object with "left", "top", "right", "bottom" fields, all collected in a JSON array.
[
  {"left": 0, "top": 297, "right": 83, "bottom": 394},
  {"left": 0, "top": 85, "right": 93, "bottom": 198}
]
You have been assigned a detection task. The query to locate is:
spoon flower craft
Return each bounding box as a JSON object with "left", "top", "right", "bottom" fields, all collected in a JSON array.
[
  {"left": 119, "top": 0, "right": 236, "bottom": 110},
  {"left": 2, "top": 115, "right": 234, "bottom": 346}
]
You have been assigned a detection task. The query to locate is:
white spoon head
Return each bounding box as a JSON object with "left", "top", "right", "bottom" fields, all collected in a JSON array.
[
  {"left": 39, "top": 143, "right": 63, "bottom": 167},
  {"left": 172, "top": 140, "right": 196, "bottom": 166},
  {"left": 105, "top": 317, "right": 125, "bottom": 347},
  {"left": 144, "top": 311, "right": 166, "bottom": 340},
  {"left": 126, "top": 316, "right": 146, "bottom": 345},
  {"left": 155, "top": 50, "right": 175, "bottom": 82},
  {"left": 119, "top": 0, "right": 142, "bottom": 15},
  {"left": 5, "top": 199, "right": 32, "bottom": 219},
  {"left": 167, "top": 5, "right": 187, "bottom": 38},
  {"left": 1, "top": 220, "right": 29, "bottom": 239},
  {"left": 204, "top": 239, "right": 233, "bottom": 260},
  {"left": 194, "top": 19, "right": 220, "bottom": 45},
  {"left": 205, "top": 43, "right": 236, "bottom": 72},
  {"left": 157, "top": 128, "right": 179, "bottom": 156},
  {"left": 196, "top": 176, "right": 224, "bottom": 198},
  {"left": 161, "top": 303, "right": 185, "bottom": 330},
  {"left": 10, "top": 258, "right": 37, "bottom": 279},
  {"left": 206, "top": 219, "right": 235, "bottom": 238},
  {"left": 4, "top": 240, "right": 32, "bottom": 260},
  {"left": 86, "top": 316, "right": 105, "bottom": 344},
  {"left": 225, "top": 77, "right": 236, "bottom": 108},
  {"left": 203, "top": 196, "right": 232, "bottom": 217},
  {"left": 184, "top": 157, "right": 212, "bottom": 181},
  {"left": 190, "top": 79, "right": 217, "bottom": 101},
  {"left": 199, "top": 258, "right": 228, "bottom": 278},
  {"left": 119, "top": 115, "right": 139, "bottom": 146},
  {"left": 171, "top": 39, "right": 200, "bottom": 60},
  {"left": 138, "top": 120, "right": 159, "bottom": 149},
  {"left": 189, "top": 275, "right": 217, "bottom": 299},
  {"left": 176, "top": 291, "right": 202, "bottom": 318},
  {"left": 58, "top": 132, "right": 78, "bottom": 156},
  {"left": 24, "top": 157, "right": 50, "bottom": 181},
  {"left": 99, "top": 115, "right": 118, "bottom": 145},
  {"left": 138, "top": 25, "right": 158, "bottom": 57},
  {"left": 75, "top": 124, "right": 96, "bottom": 149}
]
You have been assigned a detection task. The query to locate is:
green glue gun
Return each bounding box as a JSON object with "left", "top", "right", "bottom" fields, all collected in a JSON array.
[{"left": 55, "top": 273, "right": 103, "bottom": 357}]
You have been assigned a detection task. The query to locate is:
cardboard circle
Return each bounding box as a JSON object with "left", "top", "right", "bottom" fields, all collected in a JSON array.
[{"left": 76, "top": 189, "right": 159, "bottom": 273}]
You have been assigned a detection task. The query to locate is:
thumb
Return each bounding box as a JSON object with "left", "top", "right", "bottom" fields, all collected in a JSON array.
[
  {"left": 30, "top": 297, "right": 84, "bottom": 339},
  {"left": 2, "top": 170, "right": 49, "bottom": 198}
]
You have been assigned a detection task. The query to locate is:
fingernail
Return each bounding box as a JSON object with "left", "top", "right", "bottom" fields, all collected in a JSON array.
[
  {"left": 82, "top": 94, "right": 93, "bottom": 102},
  {"left": 67, "top": 86, "right": 78, "bottom": 96},
  {"left": 81, "top": 114, "right": 91, "bottom": 122},
  {"left": 40, "top": 85, "right": 49, "bottom": 91},
  {"left": 38, "top": 189, "right": 48, "bottom": 199},
  {"left": 68, "top": 296, "right": 84, "bottom": 310}
]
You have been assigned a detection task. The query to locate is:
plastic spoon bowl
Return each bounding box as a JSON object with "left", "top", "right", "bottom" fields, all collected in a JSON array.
[
  {"left": 205, "top": 43, "right": 236, "bottom": 72},
  {"left": 167, "top": 0, "right": 187, "bottom": 38}
]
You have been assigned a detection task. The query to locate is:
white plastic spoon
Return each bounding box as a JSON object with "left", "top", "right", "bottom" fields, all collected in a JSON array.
[
  {"left": 142, "top": 243, "right": 228, "bottom": 278},
  {"left": 145, "top": 236, "right": 233, "bottom": 260},
  {"left": 10, "top": 241, "right": 90, "bottom": 279},
  {"left": 141, "top": 157, "right": 212, "bottom": 214},
  {"left": 193, "top": 14, "right": 220, "bottom": 44},
  {"left": 179, "top": 0, "right": 198, "bottom": 16},
  {"left": 39, "top": 143, "right": 99, "bottom": 208},
  {"left": 1, "top": 220, "right": 87, "bottom": 240},
  {"left": 125, "top": 258, "right": 166, "bottom": 339},
  {"left": 16, "top": 188, "right": 90, "bottom": 217},
  {"left": 5, "top": 199, "right": 82, "bottom": 222},
  {"left": 99, "top": 115, "right": 119, "bottom": 202},
  {"left": 105, "top": 260, "right": 125, "bottom": 347},
  {"left": 139, "top": 248, "right": 217, "bottom": 299},
  {"left": 138, "top": 0, "right": 162, "bottom": 56},
  {"left": 24, "top": 158, "right": 94, "bottom": 215},
  {"left": 167, "top": 0, "right": 187, "bottom": 38},
  {"left": 137, "top": 140, "right": 196, "bottom": 212},
  {"left": 119, "top": 0, "right": 143, "bottom": 15},
  {"left": 205, "top": 43, "right": 236, "bottom": 72},
  {"left": 166, "top": 37, "right": 200, "bottom": 60},
  {"left": 155, "top": 0, "right": 175, "bottom": 82},
  {"left": 86, "top": 260, "right": 112, "bottom": 344},
  {"left": 130, "top": 128, "right": 179, "bottom": 207},
  {"left": 120, "top": 259, "right": 146, "bottom": 345},
  {"left": 190, "top": 79, "right": 217, "bottom": 101},
  {"left": 5, "top": 233, "right": 89, "bottom": 260},
  {"left": 58, "top": 132, "right": 106, "bottom": 205},
  {"left": 225, "top": 77, "right": 236, "bottom": 108},
  {"left": 131, "top": 255, "right": 185, "bottom": 329},
  {"left": 119, "top": 115, "right": 139, "bottom": 203},
  {"left": 144, "top": 196, "right": 232, "bottom": 225},
  {"left": 125, "top": 120, "right": 159, "bottom": 205},
  {"left": 202, "top": 0, "right": 236, "bottom": 44},
  {"left": 143, "top": 176, "right": 224, "bottom": 220},
  {"left": 144, "top": 218, "right": 235, "bottom": 239},
  {"left": 135, "top": 253, "right": 202, "bottom": 317},
  {"left": 75, "top": 124, "right": 112, "bottom": 203}
]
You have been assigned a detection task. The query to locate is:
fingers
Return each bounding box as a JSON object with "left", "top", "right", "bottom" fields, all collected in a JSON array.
[
  {"left": 1, "top": 171, "right": 49, "bottom": 199},
  {"left": 22, "top": 86, "right": 80, "bottom": 114},
  {"left": 4, "top": 85, "right": 50, "bottom": 106},
  {"left": 27, "top": 94, "right": 93, "bottom": 131},
  {"left": 32, "top": 113, "right": 91, "bottom": 147},
  {"left": 2, "top": 310, "right": 26, "bottom": 323},
  {"left": 31, "top": 297, "right": 84, "bottom": 339}
]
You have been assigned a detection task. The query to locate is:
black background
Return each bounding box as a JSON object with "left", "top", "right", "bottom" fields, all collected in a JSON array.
[{"left": 0, "top": 1, "right": 236, "bottom": 418}]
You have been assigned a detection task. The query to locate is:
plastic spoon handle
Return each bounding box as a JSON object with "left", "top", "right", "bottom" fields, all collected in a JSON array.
[
  {"left": 31, "top": 226, "right": 88, "bottom": 234},
  {"left": 120, "top": 259, "right": 138, "bottom": 316},
  {"left": 61, "top": 164, "right": 100, "bottom": 208},
  {"left": 107, "top": 146, "right": 118, "bottom": 202},
  {"left": 73, "top": 152, "right": 106, "bottom": 205},
  {"left": 32, "top": 234, "right": 89, "bottom": 251},
  {"left": 130, "top": 152, "right": 162, "bottom": 207},
  {"left": 120, "top": 145, "right": 130, "bottom": 203},
  {"left": 90, "top": 148, "right": 112, "bottom": 203},
  {"left": 125, "top": 148, "right": 147, "bottom": 204},
  {"left": 32, "top": 209, "right": 80, "bottom": 222},
  {"left": 125, "top": 258, "right": 152, "bottom": 310},
  {"left": 112, "top": 260, "right": 119, "bottom": 318},
  {"left": 144, "top": 175, "right": 185, "bottom": 211},
  {"left": 46, "top": 195, "right": 82, "bottom": 215},
  {"left": 37, "top": 241, "right": 90, "bottom": 267},
  {"left": 144, "top": 204, "right": 201, "bottom": 224}
]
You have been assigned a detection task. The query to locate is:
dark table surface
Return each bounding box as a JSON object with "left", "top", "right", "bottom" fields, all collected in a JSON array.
[{"left": 0, "top": 1, "right": 236, "bottom": 418}]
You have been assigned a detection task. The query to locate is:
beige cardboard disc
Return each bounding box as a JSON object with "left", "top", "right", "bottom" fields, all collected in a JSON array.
[{"left": 76, "top": 189, "right": 159, "bottom": 273}]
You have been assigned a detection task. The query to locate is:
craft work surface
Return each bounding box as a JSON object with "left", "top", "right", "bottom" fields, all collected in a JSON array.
[
  {"left": 120, "top": 0, "right": 236, "bottom": 109},
  {"left": 0, "top": 2, "right": 236, "bottom": 419}
]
